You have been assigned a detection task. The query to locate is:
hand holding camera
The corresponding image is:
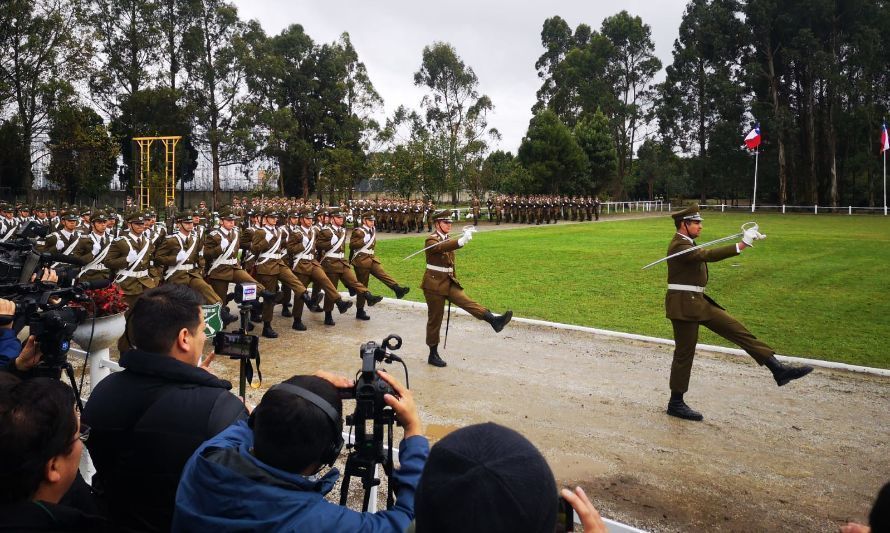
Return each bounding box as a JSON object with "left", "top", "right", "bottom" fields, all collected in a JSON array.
[{"left": 378, "top": 370, "right": 421, "bottom": 438}]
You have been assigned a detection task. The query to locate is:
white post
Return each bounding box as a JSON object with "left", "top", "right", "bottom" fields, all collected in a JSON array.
[
  {"left": 848, "top": 206, "right": 852, "bottom": 215},
  {"left": 782, "top": 204, "right": 786, "bottom": 214},
  {"left": 752, "top": 147, "right": 759, "bottom": 213},
  {"left": 884, "top": 151, "right": 887, "bottom": 215},
  {"left": 815, "top": 205, "right": 818, "bottom": 214}
]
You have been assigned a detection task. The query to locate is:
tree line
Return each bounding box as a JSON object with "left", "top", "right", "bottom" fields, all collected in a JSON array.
[{"left": 2, "top": 0, "right": 888, "bottom": 207}]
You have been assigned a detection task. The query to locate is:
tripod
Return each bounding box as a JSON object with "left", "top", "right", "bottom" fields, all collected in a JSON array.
[{"left": 338, "top": 408, "right": 397, "bottom": 512}]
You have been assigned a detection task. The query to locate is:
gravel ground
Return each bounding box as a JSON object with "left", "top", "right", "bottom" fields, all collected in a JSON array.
[{"left": 184, "top": 300, "right": 889, "bottom": 532}]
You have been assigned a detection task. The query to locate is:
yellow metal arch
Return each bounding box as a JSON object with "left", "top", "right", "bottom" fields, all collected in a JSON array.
[{"left": 133, "top": 136, "right": 181, "bottom": 210}]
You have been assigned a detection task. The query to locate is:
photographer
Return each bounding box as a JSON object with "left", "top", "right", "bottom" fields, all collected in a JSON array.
[
  {"left": 82, "top": 284, "right": 248, "bottom": 532},
  {"left": 1, "top": 268, "right": 60, "bottom": 369},
  {"left": 0, "top": 378, "right": 109, "bottom": 531},
  {"left": 173, "top": 370, "right": 429, "bottom": 532}
]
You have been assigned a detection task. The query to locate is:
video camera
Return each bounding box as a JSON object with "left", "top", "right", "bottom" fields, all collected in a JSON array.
[
  {"left": 338, "top": 334, "right": 407, "bottom": 512},
  {"left": 213, "top": 283, "right": 262, "bottom": 396},
  {"left": 0, "top": 221, "right": 83, "bottom": 287}
]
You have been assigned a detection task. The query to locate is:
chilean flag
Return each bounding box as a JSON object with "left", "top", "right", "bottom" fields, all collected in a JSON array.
[
  {"left": 744, "top": 123, "right": 762, "bottom": 150},
  {"left": 881, "top": 122, "right": 889, "bottom": 153}
]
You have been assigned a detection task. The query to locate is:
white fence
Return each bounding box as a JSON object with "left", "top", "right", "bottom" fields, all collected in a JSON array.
[
  {"left": 601, "top": 200, "right": 668, "bottom": 214},
  {"left": 701, "top": 203, "right": 888, "bottom": 215}
]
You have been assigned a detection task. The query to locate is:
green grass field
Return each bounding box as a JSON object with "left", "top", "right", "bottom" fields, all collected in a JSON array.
[{"left": 365, "top": 213, "right": 890, "bottom": 369}]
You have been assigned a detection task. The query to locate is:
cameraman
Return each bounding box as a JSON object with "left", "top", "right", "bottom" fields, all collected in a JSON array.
[
  {"left": 0, "top": 378, "right": 109, "bottom": 531},
  {"left": 173, "top": 371, "right": 429, "bottom": 532},
  {"left": 0, "top": 268, "right": 59, "bottom": 369},
  {"left": 82, "top": 284, "right": 248, "bottom": 532}
]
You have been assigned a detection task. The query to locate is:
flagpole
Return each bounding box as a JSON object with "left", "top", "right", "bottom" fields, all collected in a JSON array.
[
  {"left": 752, "top": 146, "right": 759, "bottom": 213},
  {"left": 884, "top": 149, "right": 887, "bottom": 216}
]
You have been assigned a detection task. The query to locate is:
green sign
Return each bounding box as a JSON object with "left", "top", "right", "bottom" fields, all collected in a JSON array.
[{"left": 202, "top": 303, "right": 223, "bottom": 336}]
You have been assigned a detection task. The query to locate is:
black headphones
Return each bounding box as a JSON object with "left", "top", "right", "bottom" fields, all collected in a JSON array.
[{"left": 254, "top": 383, "right": 344, "bottom": 467}]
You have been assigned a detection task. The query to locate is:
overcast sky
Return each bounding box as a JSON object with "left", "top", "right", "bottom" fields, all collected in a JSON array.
[{"left": 233, "top": 0, "right": 688, "bottom": 153}]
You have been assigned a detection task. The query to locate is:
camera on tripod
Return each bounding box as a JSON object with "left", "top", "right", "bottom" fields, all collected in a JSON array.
[
  {"left": 338, "top": 334, "right": 407, "bottom": 512},
  {"left": 213, "top": 283, "right": 263, "bottom": 395}
]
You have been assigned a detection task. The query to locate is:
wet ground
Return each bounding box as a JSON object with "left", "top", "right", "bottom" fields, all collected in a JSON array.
[{"left": 198, "top": 300, "right": 889, "bottom": 532}]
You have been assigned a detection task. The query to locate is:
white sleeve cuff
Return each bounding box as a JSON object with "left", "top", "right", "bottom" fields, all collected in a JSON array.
[{"left": 736, "top": 243, "right": 741, "bottom": 254}]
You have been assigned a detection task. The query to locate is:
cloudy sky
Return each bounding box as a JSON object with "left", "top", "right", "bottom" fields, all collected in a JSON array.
[{"left": 233, "top": 0, "right": 688, "bottom": 153}]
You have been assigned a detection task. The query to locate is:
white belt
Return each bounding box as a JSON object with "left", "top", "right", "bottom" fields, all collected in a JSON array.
[
  {"left": 325, "top": 252, "right": 344, "bottom": 259},
  {"left": 299, "top": 254, "right": 315, "bottom": 261},
  {"left": 356, "top": 249, "right": 374, "bottom": 255},
  {"left": 118, "top": 269, "right": 148, "bottom": 279},
  {"left": 426, "top": 264, "right": 453, "bottom": 273},
  {"left": 667, "top": 284, "right": 704, "bottom": 293},
  {"left": 169, "top": 263, "right": 195, "bottom": 272},
  {"left": 218, "top": 258, "right": 237, "bottom": 266},
  {"left": 259, "top": 252, "right": 285, "bottom": 260}
]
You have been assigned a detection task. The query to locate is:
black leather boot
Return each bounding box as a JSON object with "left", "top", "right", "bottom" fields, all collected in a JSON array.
[
  {"left": 324, "top": 311, "right": 335, "bottom": 326},
  {"left": 356, "top": 307, "right": 370, "bottom": 321},
  {"left": 764, "top": 356, "right": 814, "bottom": 386},
  {"left": 250, "top": 307, "right": 262, "bottom": 323},
  {"left": 428, "top": 345, "right": 446, "bottom": 367},
  {"left": 483, "top": 310, "right": 513, "bottom": 333},
  {"left": 365, "top": 291, "right": 383, "bottom": 306},
  {"left": 261, "top": 322, "right": 278, "bottom": 339},
  {"left": 348, "top": 286, "right": 356, "bottom": 297},
  {"left": 281, "top": 304, "right": 292, "bottom": 317},
  {"left": 220, "top": 306, "right": 238, "bottom": 326},
  {"left": 335, "top": 300, "right": 353, "bottom": 314},
  {"left": 666, "top": 392, "right": 703, "bottom": 421},
  {"left": 393, "top": 285, "right": 410, "bottom": 299},
  {"left": 291, "top": 320, "right": 306, "bottom": 331}
]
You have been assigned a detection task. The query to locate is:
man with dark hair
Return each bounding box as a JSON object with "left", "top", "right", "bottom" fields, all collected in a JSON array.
[
  {"left": 82, "top": 283, "right": 247, "bottom": 532},
  {"left": 174, "top": 370, "right": 429, "bottom": 532},
  {"left": 0, "top": 378, "right": 107, "bottom": 531},
  {"left": 663, "top": 204, "right": 812, "bottom": 421}
]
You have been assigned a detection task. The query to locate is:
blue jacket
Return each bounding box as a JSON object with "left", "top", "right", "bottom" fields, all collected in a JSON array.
[
  {"left": 173, "top": 420, "right": 430, "bottom": 533},
  {"left": 0, "top": 329, "right": 21, "bottom": 366}
]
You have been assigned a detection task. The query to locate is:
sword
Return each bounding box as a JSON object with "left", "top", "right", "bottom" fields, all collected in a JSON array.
[
  {"left": 642, "top": 222, "right": 762, "bottom": 270},
  {"left": 443, "top": 301, "right": 452, "bottom": 349},
  {"left": 403, "top": 225, "right": 477, "bottom": 260}
]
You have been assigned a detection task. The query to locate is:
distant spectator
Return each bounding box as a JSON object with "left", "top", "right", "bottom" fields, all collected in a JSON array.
[
  {"left": 0, "top": 378, "right": 109, "bottom": 531},
  {"left": 840, "top": 480, "right": 890, "bottom": 533},
  {"left": 173, "top": 370, "right": 428, "bottom": 532},
  {"left": 413, "top": 422, "right": 607, "bottom": 533},
  {"left": 82, "top": 284, "right": 247, "bottom": 532}
]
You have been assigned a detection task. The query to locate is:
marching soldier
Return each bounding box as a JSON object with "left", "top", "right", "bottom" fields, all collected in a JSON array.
[
  {"left": 0, "top": 204, "right": 18, "bottom": 243},
  {"left": 349, "top": 212, "right": 410, "bottom": 321},
  {"left": 663, "top": 205, "right": 812, "bottom": 421},
  {"left": 286, "top": 208, "right": 353, "bottom": 331},
  {"left": 73, "top": 210, "right": 113, "bottom": 283},
  {"left": 40, "top": 210, "right": 82, "bottom": 256},
  {"left": 105, "top": 210, "right": 159, "bottom": 353},
  {"left": 251, "top": 208, "right": 312, "bottom": 338},
  {"left": 421, "top": 210, "right": 513, "bottom": 367},
  {"left": 203, "top": 206, "right": 265, "bottom": 304},
  {"left": 316, "top": 207, "right": 383, "bottom": 326}
]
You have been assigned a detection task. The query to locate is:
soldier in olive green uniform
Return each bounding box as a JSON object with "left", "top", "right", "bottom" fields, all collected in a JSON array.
[
  {"left": 663, "top": 204, "right": 813, "bottom": 421},
  {"left": 349, "top": 212, "right": 410, "bottom": 321},
  {"left": 73, "top": 210, "right": 113, "bottom": 283},
  {"left": 40, "top": 210, "right": 82, "bottom": 257},
  {"left": 286, "top": 208, "right": 353, "bottom": 331},
  {"left": 203, "top": 207, "right": 265, "bottom": 303},
  {"left": 251, "top": 209, "right": 312, "bottom": 338},
  {"left": 316, "top": 208, "right": 383, "bottom": 327},
  {"left": 422, "top": 210, "right": 513, "bottom": 367}
]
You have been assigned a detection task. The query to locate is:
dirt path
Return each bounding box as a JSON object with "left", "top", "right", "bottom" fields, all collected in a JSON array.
[{"left": 201, "top": 301, "right": 889, "bottom": 532}]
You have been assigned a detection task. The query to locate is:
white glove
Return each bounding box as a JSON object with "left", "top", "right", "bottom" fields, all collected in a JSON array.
[
  {"left": 220, "top": 237, "right": 230, "bottom": 250},
  {"left": 126, "top": 250, "right": 138, "bottom": 263},
  {"left": 92, "top": 242, "right": 101, "bottom": 255},
  {"left": 55, "top": 239, "right": 65, "bottom": 251},
  {"left": 176, "top": 250, "right": 188, "bottom": 262},
  {"left": 742, "top": 228, "right": 762, "bottom": 246},
  {"left": 457, "top": 230, "right": 473, "bottom": 247}
]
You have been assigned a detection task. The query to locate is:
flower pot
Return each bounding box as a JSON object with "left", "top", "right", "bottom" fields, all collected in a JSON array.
[{"left": 72, "top": 312, "right": 126, "bottom": 391}]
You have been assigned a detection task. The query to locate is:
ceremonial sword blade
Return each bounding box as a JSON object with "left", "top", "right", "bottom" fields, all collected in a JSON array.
[
  {"left": 403, "top": 241, "right": 442, "bottom": 260},
  {"left": 641, "top": 232, "right": 742, "bottom": 270}
]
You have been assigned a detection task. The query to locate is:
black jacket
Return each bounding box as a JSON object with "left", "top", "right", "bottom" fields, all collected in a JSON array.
[
  {"left": 0, "top": 500, "right": 110, "bottom": 532},
  {"left": 81, "top": 349, "right": 247, "bottom": 532}
]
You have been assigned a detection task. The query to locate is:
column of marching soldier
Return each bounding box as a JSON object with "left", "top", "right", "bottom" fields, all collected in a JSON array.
[{"left": 0, "top": 199, "right": 413, "bottom": 342}]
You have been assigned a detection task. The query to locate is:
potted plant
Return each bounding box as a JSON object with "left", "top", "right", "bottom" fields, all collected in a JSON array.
[{"left": 71, "top": 284, "right": 129, "bottom": 389}]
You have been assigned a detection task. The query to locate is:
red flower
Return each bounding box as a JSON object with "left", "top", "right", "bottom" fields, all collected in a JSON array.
[{"left": 70, "top": 284, "right": 129, "bottom": 318}]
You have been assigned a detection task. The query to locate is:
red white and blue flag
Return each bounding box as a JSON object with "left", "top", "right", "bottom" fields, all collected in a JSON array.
[
  {"left": 881, "top": 122, "right": 889, "bottom": 153},
  {"left": 744, "top": 123, "right": 761, "bottom": 150}
]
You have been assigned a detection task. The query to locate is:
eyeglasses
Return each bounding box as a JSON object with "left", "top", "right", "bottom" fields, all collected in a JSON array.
[{"left": 78, "top": 424, "right": 91, "bottom": 443}]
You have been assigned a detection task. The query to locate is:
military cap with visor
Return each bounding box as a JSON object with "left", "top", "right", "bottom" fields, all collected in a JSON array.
[
  {"left": 671, "top": 204, "right": 703, "bottom": 223},
  {"left": 431, "top": 209, "right": 453, "bottom": 222}
]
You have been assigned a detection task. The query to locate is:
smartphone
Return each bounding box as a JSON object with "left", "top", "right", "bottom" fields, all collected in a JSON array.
[{"left": 555, "top": 495, "right": 574, "bottom": 532}]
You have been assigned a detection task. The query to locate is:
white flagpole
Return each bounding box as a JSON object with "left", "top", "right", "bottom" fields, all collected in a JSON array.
[
  {"left": 884, "top": 149, "right": 887, "bottom": 216},
  {"left": 752, "top": 146, "right": 759, "bottom": 213}
]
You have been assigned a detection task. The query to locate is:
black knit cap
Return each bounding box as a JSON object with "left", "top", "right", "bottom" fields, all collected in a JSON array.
[{"left": 414, "top": 422, "right": 558, "bottom": 533}]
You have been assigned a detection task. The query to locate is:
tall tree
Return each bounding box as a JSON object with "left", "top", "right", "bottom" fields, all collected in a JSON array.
[
  {"left": 0, "top": 0, "right": 88, "bottom": 200},
  {"left": 573, "top": 109, "right": 617, "bottom": 195},
  {"left": 600, "top": 11, "right": 662, "bottom": 198},
  {"left": 47, "top": 101, "right": 119, "bottom": 203},
  {"left": 517, "top": 109, "right": 587, "bottom": 194},
  {"left": 414, "top": 42, "right": 498, "bottom": 204},
  {"left": 182, "top": 0, "right": 246, "bottom": 207}
]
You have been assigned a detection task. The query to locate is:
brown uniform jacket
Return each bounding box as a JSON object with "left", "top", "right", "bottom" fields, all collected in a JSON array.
[
  {"left": 250, "top": 226, "right": 287, "bottom": 276},
  {"left": 154, "top": 232, "right": 203, "bottom": 283},
  {"left": 104, "top": 232, "right": 158, "bottom": 294},
  {"left": 421, "top": 232, "right": 462, "bottom": 296},
  {"left": 286, "top": 225, "right": 321, "bottom": 276},
  {"left": 74, "top": 232, "right": 113, "bottom": 281},
  {"left": 40, "top": 229, "right": 81, "bottom": 256},
  {"left": 349, "top": 226, "right": 380, "bottom": 269},
  {"left": 316, "top": 225, "right": 350, "bottom": 274},
  {"left": 204, "top": 227, "right": 244, "bottom": 279},
  {"left": 664, "top": 233, "right": 739, "bottom": 321}
]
